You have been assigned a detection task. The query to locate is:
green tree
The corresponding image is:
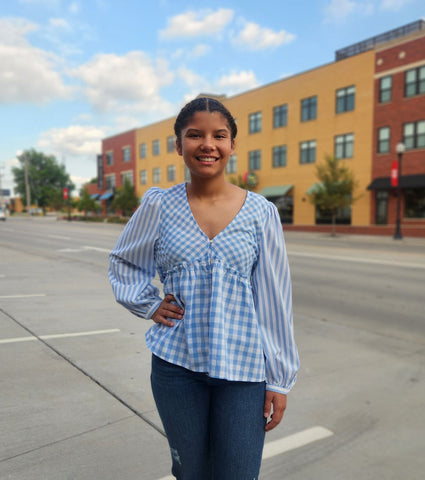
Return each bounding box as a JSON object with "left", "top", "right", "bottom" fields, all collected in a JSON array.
[
  {"left": 307, "top": 155, "right": 359, "bottom": 236},
  {"left": 77, "top": 186, "right": 98, "bottom": 216},
  {"left": 112, "top": 178, "right": 139, "bottom": 216},
  {"left": 12, "top": 149, "right": 74, "bottom": 213}
]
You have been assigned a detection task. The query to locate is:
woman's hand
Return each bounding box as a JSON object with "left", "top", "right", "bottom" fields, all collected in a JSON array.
[
  {"left": 264, "top": 391, "right": 287, "bottom": 432},
  {"left": 151, "top": 294, "right": 184, "bottom": 327}
]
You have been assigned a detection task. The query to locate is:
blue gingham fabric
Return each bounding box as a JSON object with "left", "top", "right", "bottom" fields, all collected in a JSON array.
[{"left": 109, "top": 183, "right": 299, "bottom": 394}]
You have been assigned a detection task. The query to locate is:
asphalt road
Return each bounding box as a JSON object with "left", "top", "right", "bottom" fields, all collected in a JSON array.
[{"left": 1, "top": 216, "right": 424, "bottom": 480}]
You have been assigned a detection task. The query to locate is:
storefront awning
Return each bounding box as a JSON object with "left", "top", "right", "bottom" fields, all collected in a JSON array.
[
  {"left": 259, "top": 185, "right": 293, "bottom": 197},
  {"left": 99, "top": 192, "right": 114, "bottom": 200},
  {"left": 367, "top": 174, "right": 425, "bottom": 190},
  {"left": 90, "top": 194, "right": 100, "bottom": 200},
  {"left": 306, "top": 182, "right": 323, "bottom": 195}
]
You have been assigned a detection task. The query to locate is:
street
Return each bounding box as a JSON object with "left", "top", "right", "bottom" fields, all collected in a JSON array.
[{"left": 1, "top": 217, "right": 424, "bottom": 480}]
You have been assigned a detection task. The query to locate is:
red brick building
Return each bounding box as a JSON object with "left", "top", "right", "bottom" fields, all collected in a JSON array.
[
  {"left": 98, "top": 129, "right": 137, "bottom": 213},
  {"left": 369, "top": 21, "right": 425, "bottom": 232}
]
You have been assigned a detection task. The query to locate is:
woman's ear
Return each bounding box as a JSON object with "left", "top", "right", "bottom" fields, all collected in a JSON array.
[
  {"left": 230, "top": 139, "right": 236, "bottom": 155},
  {"left": 176, "top": 139, "right": 182, "bottom": 156}
]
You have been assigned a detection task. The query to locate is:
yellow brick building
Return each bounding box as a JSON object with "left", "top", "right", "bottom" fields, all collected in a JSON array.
[{"left": 132, "top": 48, "right": 375, "bottom": 227}]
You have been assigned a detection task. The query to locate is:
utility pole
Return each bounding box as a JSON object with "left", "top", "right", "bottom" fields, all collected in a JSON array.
[{"left": 24, "top": 152, "right": 31, "bottom": 214}]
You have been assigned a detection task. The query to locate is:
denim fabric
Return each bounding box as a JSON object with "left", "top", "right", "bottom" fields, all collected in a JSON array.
[{"left": 151, "top": 354, "right": 266, "bottom": 480}]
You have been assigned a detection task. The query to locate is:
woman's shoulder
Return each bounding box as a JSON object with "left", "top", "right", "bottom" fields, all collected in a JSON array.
[{"left": 142, "top": 183, "right": 185, "bottom": 203}]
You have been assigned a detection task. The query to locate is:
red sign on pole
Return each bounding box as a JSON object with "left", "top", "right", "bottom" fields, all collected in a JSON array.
[
  {"left": 391, "top": 160, "right": 398, "bottom": 187},
  {"left": 63, "top": 187, "right": 69, "bottom": 200}
]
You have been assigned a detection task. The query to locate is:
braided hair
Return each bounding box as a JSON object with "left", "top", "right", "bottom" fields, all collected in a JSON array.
[{"left": 174, "top": 97, "right": 237, "bottom": 146}]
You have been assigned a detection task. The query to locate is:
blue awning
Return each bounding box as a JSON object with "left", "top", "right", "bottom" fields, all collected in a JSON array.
[
  {"left": 90, "top": 194, "right": 100, "bottom": 199},
  {"left": 99, "top": 192, "right": 114, "bottom": 200}
]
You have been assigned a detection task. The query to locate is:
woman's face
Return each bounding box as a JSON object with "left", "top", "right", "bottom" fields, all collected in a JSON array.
[{"left": 176, "top": 111, "right": 235, "bottom": 180}]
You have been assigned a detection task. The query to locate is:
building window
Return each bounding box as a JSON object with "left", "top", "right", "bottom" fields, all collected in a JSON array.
[
  {"left": 167, "top": 165, "right": 176, "bottom": 182},
  {"left": 105, "top": 174, "right": 115, "bottom": 190},
  {"left": 301, "top": 96, "right": 317, "bottom": 122},
  {"left": 153, "top": 140, "right": 160, "bottom": 156},
  {"left": 167, "top": 136, "right": 175, "bottom": 153},
  {"left": 405, "top": 65, "right": 425, "bottom": 97},
  {"left": 403, "top": 120, "right": 425, "bottom": 150},
  {"left": 273, "top": 104, "right": 287, "bottom": 128},
  {"left": 336, "top": 86, "right": 355, "bottom": 113},
  {"left": 378, "top": 127, "right": 390, "bottom": 153},
  {"left": 335, "top": 133, "right": 354, "bottom": 159},
  {"left": 153, "top": 167, "right": 161, "bottom": 183},
  {"left": 249, "top": 112, "right": 262, "bottom": 133},
  {"left": 140, "top": 143, "right": 147, "bottom": 158},
  {"left": 272, "top": 145, "right": 287, "bottom": 167},
  {"left": 248, "top": 150, "right": 261, "bottom": 170},
  {"left": 379, "top": 76, "right": 392, "bottom": 103},
  {"left": 106, "top": 151, "right": 113, "bottom": 166},
  {"left": 121, "top": 171, "right": 133, "bottom": 185},
  {"left": 226, "top": 154, "right": 237, "bottom": 174},
  {"left": 405, "top": 188, "right": 425, "bottom": 218},
  {"left": 300, "top": 140, "right": 316, "bottom": 164},
  {"left": 123, "top": 146, "right": 131, "bottom": 162},
  {"left": 140, "top": 170, "right": 147, "bottom": 185}
]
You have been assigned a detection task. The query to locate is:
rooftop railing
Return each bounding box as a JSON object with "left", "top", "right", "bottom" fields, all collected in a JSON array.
[{"left": 335, "top": 19, "right": 425, "bottom": 61}]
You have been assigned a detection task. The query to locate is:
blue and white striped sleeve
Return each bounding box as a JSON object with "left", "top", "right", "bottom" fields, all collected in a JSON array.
[
  {"left": 108, "top": 188, "right": 163, "bottom": 320},
  {"left": 252, "top": 202, "right": 299, "bottom": 394}
]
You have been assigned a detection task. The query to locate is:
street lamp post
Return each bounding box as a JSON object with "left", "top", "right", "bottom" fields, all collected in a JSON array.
[{"left": 393, "top": 142, "right": 405, "bottom": 240}]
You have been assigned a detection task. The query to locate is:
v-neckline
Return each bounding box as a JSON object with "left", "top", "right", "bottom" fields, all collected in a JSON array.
[{"left": 183, "top": 183, "right": 249, "bottom": 242}]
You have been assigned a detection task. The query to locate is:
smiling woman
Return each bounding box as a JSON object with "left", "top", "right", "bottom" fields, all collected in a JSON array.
[{"left": 109, "top": 97, "right": 299, "bottom": 479}]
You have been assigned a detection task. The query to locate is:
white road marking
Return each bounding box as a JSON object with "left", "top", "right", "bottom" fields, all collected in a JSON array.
[
  {"left": 262, "top": 426, "right": 334, "bottom": 459},
  {"left": 0, "top": 294, "right": 46, "bottom": 299},
  {"left": 84, "top": 245, "right": 111, "bottom": 253},
  {"left": 48, "top": 234, "right": 71, "bottom": 240},
  {"left": 156, "top": 426, "right": 334, "bottom": 479},
  {"left": 0, "top": 328, "right": 120, "bottom": 344},
  {"left": 289, "top": 251, "right": 425, "bottom": 270},
  {"left": 57, "top": 246, "right": 110, "bottom": 254}
]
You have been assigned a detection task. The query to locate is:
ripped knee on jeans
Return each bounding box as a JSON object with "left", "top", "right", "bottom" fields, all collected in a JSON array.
[{"left": 170, "top": 447, "right": 182, "bottom": 466}]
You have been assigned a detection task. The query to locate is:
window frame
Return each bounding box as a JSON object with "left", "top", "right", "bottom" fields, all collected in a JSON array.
[
  {"left": 272, "top": 145, "right": 287, "bottom": 167},
  {"left": 336, "top": 86, "right": 355, "bottom": 113},
  {"left": 377, "top": 126, "right": 391, "bottom": 153},
  {"left": 300, "top": 140, "right": 316, "bottom": 164},
  {"left": 140, "top": 143, "right": 147, "bottom": 159},
  {"left": 405, "top": 65, "right": 425, "bottom": 97},
  {"left": 153, "top": 167, "right": 161, "bottom": 184},
  {"left": 301, "top": 96, "right": 317, "bottom": 122},
  {"left": 123, "top": 146, "right": 131, "bottom": 163},
  {"left": 249, "top": 111, "right": 262, "bottom": 134},
  {"left": 379, "top": 76, "right": 392, "bottom": 103},
  {"left": 403, "top": 120, "right": 425, "bottom": 150},
  {"left": 153, "top": 139, "right": 160, "bottom": 156},
  {"left": 334, "top": 133, "right": 354, "bottom": 159},
  {"left": 140, "top": 169, "right": 147, "bottom": 185},
  {"left": 273, "top": 104, "right": 288, "bottom": 128},
  {"left": 248, "top": 150, "right": 261, "bottom": 170},
  {"left": 167, "top": 165, "right": 176, "bottom": 182},
  {"left": 226, "top": 154, "right": 237, "bottom": 174}
]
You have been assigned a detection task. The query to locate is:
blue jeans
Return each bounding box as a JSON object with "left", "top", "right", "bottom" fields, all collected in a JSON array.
[{"left": 151, "top": 355, "right": 266, "bottom": 480}]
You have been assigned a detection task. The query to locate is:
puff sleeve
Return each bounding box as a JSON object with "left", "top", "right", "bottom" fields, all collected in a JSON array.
[
  {"left": 109, "top": 188, "right": 163, "bottom": 320},
  {"left": 252, "top": 202, "right": 299, "bottom": 394}
]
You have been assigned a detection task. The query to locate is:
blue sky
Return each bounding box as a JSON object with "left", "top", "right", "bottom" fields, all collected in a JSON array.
[{"left": 1, "top": 0, "right": 424, "bottom": 194}]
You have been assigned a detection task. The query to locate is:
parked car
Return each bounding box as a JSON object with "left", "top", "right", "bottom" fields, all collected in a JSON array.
[{"left": 0, "top": 207, "right": 6, "bottom": 221}]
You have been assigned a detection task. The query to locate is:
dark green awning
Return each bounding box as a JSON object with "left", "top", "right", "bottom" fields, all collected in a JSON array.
[{"left": 259, "top": 185, "right": 293, "bottom": 197}]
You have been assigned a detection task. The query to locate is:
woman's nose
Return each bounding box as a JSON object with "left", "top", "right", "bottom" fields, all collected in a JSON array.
[{"left": 200, "top": 136, "right": 215, "bottom": 150}]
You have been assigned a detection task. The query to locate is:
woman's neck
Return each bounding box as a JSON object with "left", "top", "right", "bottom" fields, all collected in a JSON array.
[{"left": 186, "top": 176, "right": 229, "bottom": 201}]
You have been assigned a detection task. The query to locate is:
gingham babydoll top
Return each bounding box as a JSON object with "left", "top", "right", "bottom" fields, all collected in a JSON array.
[{"left": 109, "top": 183, "right": 299, "bottom": 394}]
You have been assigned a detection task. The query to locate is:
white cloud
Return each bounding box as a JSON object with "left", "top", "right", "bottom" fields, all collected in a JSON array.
[
  {"left": 324, "top": 0, "right": 374, "bottom": 23},
  {"left": 217, "top": 70, "right": 258, "bottom": 95},
  {"left": 160, "top": 8, "right": 234, "bottom": 38},
  {"left": 232, "top": 22, "right": 295, "bottom": 50},
  {"left": 37, "top": 125, "right": 105, "bottom": 156},
  {"left": 0, "top": 18, "right": 72, "bottom": 104},
  {"left": 48, "top": 18, "right": 72, "bottom": 30},
  {"left": 71, "top": 51, "right": 174, "bottom": 114},
  {"left": 380, "top": 0, "right": 414, "bottom": 10}
]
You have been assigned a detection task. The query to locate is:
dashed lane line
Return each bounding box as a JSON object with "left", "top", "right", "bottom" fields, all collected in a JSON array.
[
  {"left": 156, "top": 426, "right": 334, "bottom": 480},
  {"left": 0, "top": 294, "right": 46, "bottom": 299},
  {"left": 0, "top": 328, "right": 120, "bottom": 344},
  {"left": 289, "top": 251, "right": 425, "bottom": 269}
]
